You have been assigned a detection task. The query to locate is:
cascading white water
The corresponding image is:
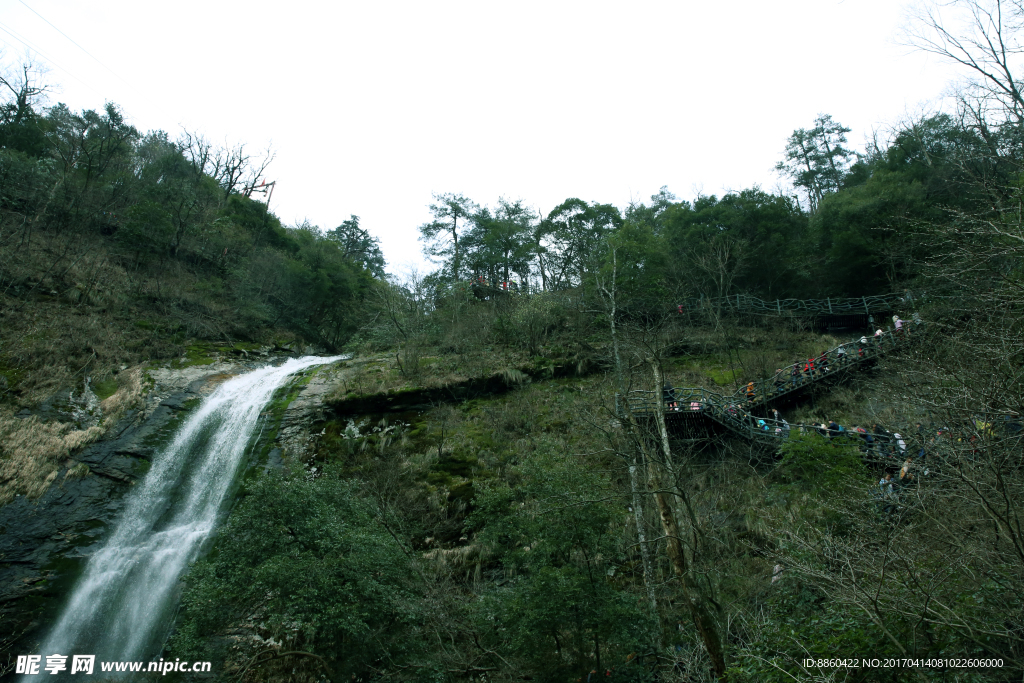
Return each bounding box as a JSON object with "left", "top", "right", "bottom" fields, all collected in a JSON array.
[{"left": 27, "top": 355, "right": 342, "bottom": 677}]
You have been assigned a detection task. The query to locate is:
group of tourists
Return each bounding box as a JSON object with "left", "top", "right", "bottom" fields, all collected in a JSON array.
[
  {"left": 747, "top": 318, "right": 914, "bottom": 407},
  {"left": 771, "top": 410, "right": 929, "bottom": 510},
  {"left": 470, "top": 275, "right": 524, "bottom": 292},
  {"left": 657, "top": 314, "right": 919, "bottom": 416},
  {"left": 799, "top": 420, "right": 913, "bottom": 458}
]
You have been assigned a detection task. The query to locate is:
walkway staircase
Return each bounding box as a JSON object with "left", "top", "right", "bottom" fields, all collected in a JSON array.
[{"left": 620, "top": 323, "right": 921, "bottom": 448}]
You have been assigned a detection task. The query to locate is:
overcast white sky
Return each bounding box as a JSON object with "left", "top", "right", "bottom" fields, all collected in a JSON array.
[{"left": 1, "top": 0, "right": 959, "bottom": 274}]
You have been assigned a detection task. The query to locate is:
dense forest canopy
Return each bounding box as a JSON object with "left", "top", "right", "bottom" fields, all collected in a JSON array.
[{"left": 4, "top": 1, "right": 1024, "bottom": 681}]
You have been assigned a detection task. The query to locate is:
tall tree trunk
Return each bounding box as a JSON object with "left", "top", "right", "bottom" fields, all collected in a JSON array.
[
  {"left": 629, "top": 459, "right": 660, "bottom": 619},
  {"left": 452, "top": 226, "right": 460, "bottom": 281},
  {"left": 604, "top": 248, "right": 625, "bottom": 394},
  {"left": 601, "top": 247, "right": 660, "bottom": 641},
  {"left": 644, "top": 453, "right": 727, "bottom": 679},
  {"left": 647, "top": 360, "right": 727, "bottom": 679}
]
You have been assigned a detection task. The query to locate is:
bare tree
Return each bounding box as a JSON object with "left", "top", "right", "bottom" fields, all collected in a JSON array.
[
  {"left": 178, "top": 131, "right": 275, "bottom": 199},
  {"left": 903, "top": 0, "right": 1024, "bottom": 125},
  {"left": 0, "top": 59, "right": 49, "bottom": 124}
]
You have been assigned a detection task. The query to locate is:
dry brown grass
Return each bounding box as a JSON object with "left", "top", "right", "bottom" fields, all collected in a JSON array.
[
  {"left": 0, "top": 366, "right": 146, "bottom": 505},
  {"left": 0, "top": 415, "right": 104, "bottom": 505},
  {"left": 98, "top": 366, "right": 145, "bottom": 420}
]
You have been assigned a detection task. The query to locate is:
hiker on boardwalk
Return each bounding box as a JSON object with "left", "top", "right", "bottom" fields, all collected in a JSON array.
[
  {"left": 913, "top": 424, "right": 928, "bottom": 459},
  {"left": 790, "top": 362, "right": 801, "bottom": 387},
  {"left": 894, "top": 432, "right": 907, "bottom": 457},
  {"left": 899, "top": 457, "right": 916, "bottom": 486},
  {"left": 854, "top": 426, "right": 870, "bottom": 451},
  {"left": 879, "top": 472, "right": 896, "bottom": 512},
  {"left": 745, "top": 381, "right": 756, "bottom": 404},
  {"left": 872, "top": 423, "right": 888, "bottom": 456}
]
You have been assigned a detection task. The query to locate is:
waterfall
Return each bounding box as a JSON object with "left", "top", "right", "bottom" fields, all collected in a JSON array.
[{"left": 26, "top": 355, "right": 342, "bottom": 676}]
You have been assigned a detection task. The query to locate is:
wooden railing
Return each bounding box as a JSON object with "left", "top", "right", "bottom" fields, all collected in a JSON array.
[{"left": 677, "top": 292, "right": 923, "bottom": 316}]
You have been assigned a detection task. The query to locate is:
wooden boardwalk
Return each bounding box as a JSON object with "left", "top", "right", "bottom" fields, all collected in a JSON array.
[
  {"left": 621, "top": 323, "right": 921, "bottom": 448},
  {"left": 677, "top": 292, "right": 921, "bottom": 316}
]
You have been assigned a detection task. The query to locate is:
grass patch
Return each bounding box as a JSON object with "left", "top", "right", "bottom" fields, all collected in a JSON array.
[
  {"left": 170, "top": 344, "right": 219, "bottom": 369},
  {"left": 63, "top": 462, "right": 90, "bottom": 482},
  {"left": 707, "top": 367, "right": 740, "bottom": 386},
  {"left": 0, "top": 359, "right": 23, "bottom": 394},
  {"left": 92, "top": 377, "right": 119, "bottom": 401}
]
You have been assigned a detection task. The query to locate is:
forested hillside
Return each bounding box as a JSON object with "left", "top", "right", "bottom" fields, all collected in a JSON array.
[
  {"left": 0, "top": 88, "right": 384, "bottom": 403},
  {"left": 2, "top": 2, "right": 1024, "bottom": 681}
]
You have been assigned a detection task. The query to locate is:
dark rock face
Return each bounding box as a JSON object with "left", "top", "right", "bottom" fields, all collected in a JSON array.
[{"left": 0, "top": 383, "right": 208, "bottom": 654}]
